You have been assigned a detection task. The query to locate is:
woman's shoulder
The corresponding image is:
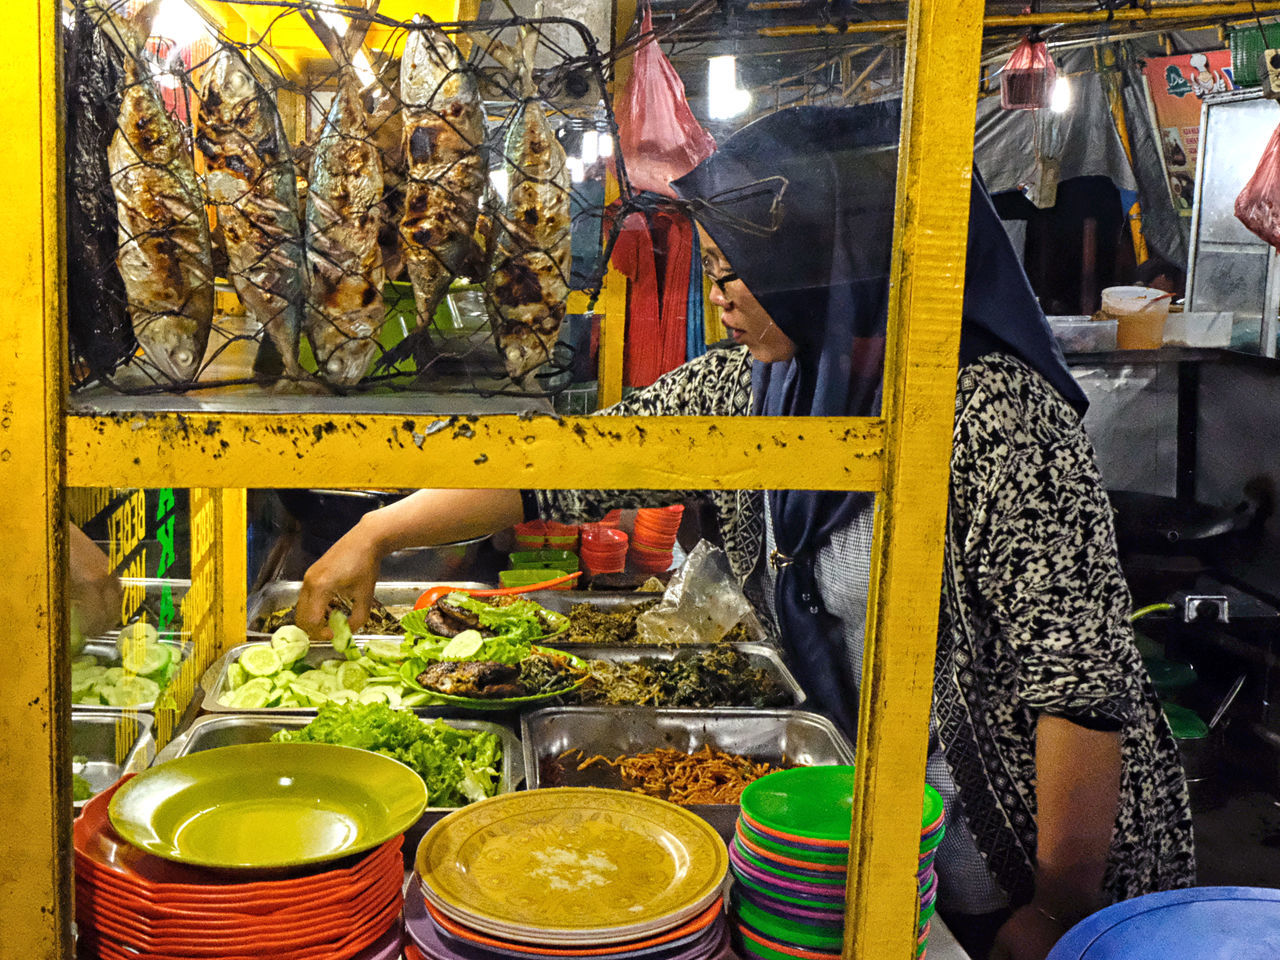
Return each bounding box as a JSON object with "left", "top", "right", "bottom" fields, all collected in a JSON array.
[
  {"left": 640, "top": 345, "right": 753, "bottom": 415},
  {"left": 955, "top": 352, "right": 1083, "bottom": 442}
]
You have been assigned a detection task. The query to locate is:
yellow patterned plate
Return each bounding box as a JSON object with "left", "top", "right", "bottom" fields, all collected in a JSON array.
[{"left": 415, "top": 788, "right": 728, "bottom": 944}]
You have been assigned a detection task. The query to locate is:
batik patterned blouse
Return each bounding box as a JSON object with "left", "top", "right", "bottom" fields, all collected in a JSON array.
[{"left": 531, "top": 345, "right": 1195, "bottom": 905}]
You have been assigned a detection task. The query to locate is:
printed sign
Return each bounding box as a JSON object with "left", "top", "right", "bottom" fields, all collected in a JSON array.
[{"left": 1143, "top": 51, "right": 1235, "bottom": 215}]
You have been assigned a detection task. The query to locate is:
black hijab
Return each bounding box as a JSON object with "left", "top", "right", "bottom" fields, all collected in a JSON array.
[{"left": 671, "top": 103, "right": 1087, "bottom": 736}]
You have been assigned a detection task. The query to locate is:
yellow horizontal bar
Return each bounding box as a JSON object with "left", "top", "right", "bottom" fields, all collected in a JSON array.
[
  {"left": 758, "top": 1, "right": 1280, "bottom": 36},
  {"left": 66, "top": 414, "right": 885, "bottom": 491}
]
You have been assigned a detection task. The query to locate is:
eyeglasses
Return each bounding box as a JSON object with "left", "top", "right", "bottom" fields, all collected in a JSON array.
[{"left": 705, "top": 268, "right": 739, "bottom": 293}]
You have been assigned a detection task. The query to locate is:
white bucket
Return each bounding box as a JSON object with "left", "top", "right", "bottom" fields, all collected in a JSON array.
[{"left": 1101, "top": 286, "right": 1173, "bottom": 349}]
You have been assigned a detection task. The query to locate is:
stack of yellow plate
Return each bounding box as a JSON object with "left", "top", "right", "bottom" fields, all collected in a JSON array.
[{"left": 409, "top": 788, "right": 733, "bottom": 959}]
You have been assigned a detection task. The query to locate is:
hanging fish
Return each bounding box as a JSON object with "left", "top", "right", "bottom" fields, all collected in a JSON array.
[
  {"left": 485, "top": 24, "right": 571, "bottom": 380},
  {"left": 100, "top": 0, "right": 214, "bottom": 384},
  {"left": 196, "top": 45, "right": 307, "bottom": 381},
  {"left": 304, "top": 66, "right": 386, "bottom": 387},
  {"left": 65, "top": 0, "right": 135, "bottom": 385},
  {"left": 399, "top": 16, "right": 487, "bottom": 339}
]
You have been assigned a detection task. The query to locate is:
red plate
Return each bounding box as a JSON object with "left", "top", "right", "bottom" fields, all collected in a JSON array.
[{"left": 75, "top": 780, "right": 402, "bottom": 900}]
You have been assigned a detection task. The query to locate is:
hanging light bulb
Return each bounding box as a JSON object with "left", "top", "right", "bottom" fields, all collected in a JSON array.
[
  {"left": 580, "top": 129, "right": 600, "bottom": 166},
  {"left": 708, "top": 55, "right": 751, "bottom": 120},
  {"left": 151, "top": 0, "right": 208, "bottom": 50},
  {"left": 1050, "top": 75, "right": 1072, "bottom": 113}
]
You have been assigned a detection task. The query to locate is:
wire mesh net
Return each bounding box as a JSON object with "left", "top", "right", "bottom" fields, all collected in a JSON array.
[{"left": 64, "top": 0, "right": 636, "bottom": 398}]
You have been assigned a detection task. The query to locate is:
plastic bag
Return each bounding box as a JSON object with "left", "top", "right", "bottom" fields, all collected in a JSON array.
[
  {"left": 616, "top": 1, "right": 716, "bottom": 197},
  {"left": 1236, "top": 121, "right": 1280, "bottom": 250},
  {"left": 1000, "top": 34, "right": 1056, "bottom": 110},
  {"left": 634, "top": 540, "right": 754, "bottom": 645}
]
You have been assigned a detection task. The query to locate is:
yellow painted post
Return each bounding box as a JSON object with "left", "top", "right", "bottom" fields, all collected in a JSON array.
[
  {"left": 845, "top": 1, "right": 983, "bottom": 958},
  {"left": 0, "top": 0, "right": 68, "bottom": 957},
  {"left": 217, "top": 488, "right": 248, "bottom": 655}
]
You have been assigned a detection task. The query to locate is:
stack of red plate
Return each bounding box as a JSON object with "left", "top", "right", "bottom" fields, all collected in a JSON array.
[
  {"left": 629, "top": 506, "right": 683, "bottom": 573},
  {"left": 406, "top": 790, "right": 734, "bottom": 960},
  {"left": 581, "top": 524, "right": 629, "bottom": 576},
  {"left": 75, "top": 777, "right": 410, "bottom": 959}
]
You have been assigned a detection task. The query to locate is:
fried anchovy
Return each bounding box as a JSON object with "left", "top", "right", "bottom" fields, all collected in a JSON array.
[
  {"left": 65, "top": 0, "right": 135, "bottom": 384},
  {"left": 304, "top": 68, "right": 386, "bottom": 387},
  {"left": 197, "top": 45, "right": 306, "bottom": 381},
  {"left": 399, "top": 16, "right": 487, "bottom": 343},
  {"left": 484, "top": 25, "right": 571, "bottom": 379},
  {"left": 101, "top": 1, "right": 214, "bottom": 383}
]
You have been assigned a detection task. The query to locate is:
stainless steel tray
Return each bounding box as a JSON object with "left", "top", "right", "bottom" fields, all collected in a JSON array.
[
  {"left": 71, "top": 639, "right": 188, "bottom": 714},
  {"left": 246, "top": 580, "right": 489, "bottom": 639},
  {"left": 200, "top": 640, "right": 428, "bottom": 716},
  {"left": 71, "top": 710, "right": 155, "bottom": 808},
  {"left": 518, "top": 590, "right": 774, "bottom": 645},
  {"left": 565, "top": 643, "right": 805, "bottom": 708},
  {"left": 521, "top": 707, "right": 853, "bottom": 840},
  {"left": 156, "top": 712, "right": 522, "bottom": 861}
]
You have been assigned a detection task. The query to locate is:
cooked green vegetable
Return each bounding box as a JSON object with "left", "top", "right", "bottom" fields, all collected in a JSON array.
[
  {"left": 271, "top": 702, "right": 502, "bottom": 806},
  {"left": 73, "top": 773, "right": 94, "bottom": 802},
  {"left": 567, "top": 648, "right": 790, "bottom": 708}
]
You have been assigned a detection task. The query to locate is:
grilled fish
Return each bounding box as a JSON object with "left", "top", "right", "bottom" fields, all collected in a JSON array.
[
  {"left": 399, "top": 16, "right": 487, "bottom": 338},
  {"left": 416, "top": 661, "right": 523, "bottom": 699},
  {"left": 196, "top": 45, "right": 306, "bottom": 381},
  {"left": 65, "top": 0, "right": 135, "bottom": 384},
  {"left": 100, "top": 1, "right": 214, "bottom": 383},
  {"left": 484, "top": 25, "right": 571, "bottom": 379},
  {"left": 304, "top": 68, "right": 386, "bottom": 387}
]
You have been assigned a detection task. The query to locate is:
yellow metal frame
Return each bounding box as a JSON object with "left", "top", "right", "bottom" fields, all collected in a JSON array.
[{"left": 7, "top": 0, "right": 991, "bottom": 956}]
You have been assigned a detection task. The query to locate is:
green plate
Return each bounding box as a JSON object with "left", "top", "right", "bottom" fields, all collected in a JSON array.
[
  {"left": 399, "top": 646, "right": 588, "bottom": 709},
  {"left": 733, "top": 893, "right": 844, "bottom": 949},
  {"left": 108, "top": 742, "right": 427, "bottom": 870},
  {"left": 397, "top": 607, "right": 570, "bottom": 643}
]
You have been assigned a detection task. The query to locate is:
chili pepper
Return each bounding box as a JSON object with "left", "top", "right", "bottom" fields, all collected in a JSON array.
[{"left": 412, "top": 570, "right": 583, "bottom": 609}]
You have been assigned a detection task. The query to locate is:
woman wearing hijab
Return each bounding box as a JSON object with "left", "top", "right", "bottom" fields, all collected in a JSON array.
[{"left": 296, "top": 105, "right": 1193, "bottom": 960}]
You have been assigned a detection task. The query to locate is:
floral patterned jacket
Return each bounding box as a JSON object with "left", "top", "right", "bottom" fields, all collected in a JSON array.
[{"left": 532, "top": 345, "right": 1195, "bottom": 904}]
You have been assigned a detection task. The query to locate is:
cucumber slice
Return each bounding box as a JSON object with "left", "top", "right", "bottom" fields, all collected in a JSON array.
[
  {"left": 327, "top": 689, "right": 358, "bottom": 704},
  {"left": 292, "top": 684, "right": 329, "bottom": 707},
  {"left": 116, "top": 622, "right": 158, "bottom": 665},
  {"left": 357, "top": 686, "right": 389, "bottom": 704},
  {"left": 319, "top": 659, "right": 342, "bottom": 675},
  {"left": 337, "top": 661, "right": 368, "bottom": 692},
  {"left": 270, "top": 625, "right": 310, "bottom": 667},
  {"left": 290, "top": 671, "right": 323, "bottom": 691},
  {"left": 273, "top": 669, "right": 299, "bottom": 691},
  {"left": 399, "top": 692, "right": 433, "bottom": 708},
  {"left": 441, "top": 630, "right": 485, "bottom": 660},
  {"left": 102, "top": 667, "right": 126, "bottom": 685},
  {"left": 328, "top": 611, "right": 353, "bottom": 654},
  {"left": 103, "top": 676, "right": 160, "bottom": 707},
  {"left": 225, "top": 662, "right": 248, "bottom": 691},
  {"left": 124, "top": 642, "right": 172, "bottom": 679},
  {"left": 365, "top": 639, "right": 404, "bottom": 662},
  {"left": 239, "top": 646, "right": 282, "bottom": 678},
  {"left": 226, "top": 677, "right": 273, "bottom": 709},
  {"left": 71, "top": 670, "right": 104, "bottom": 695},
  {"left": 72, "top": 655, "right": 100, "bottom": 669}
]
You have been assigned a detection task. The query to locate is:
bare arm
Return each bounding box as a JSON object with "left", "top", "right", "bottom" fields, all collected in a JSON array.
[
  {"left": 68, "top": 523, "right": 123, "bottom": 639},
  {"left": 992, "top": 715, "right": 1121, "bottom": 960},
  {"left": 295, "top": 489, "right": 523, "bottom": 639},
  {"left": 1033, "top": 714, "right": 1121, "bottom": 919}
]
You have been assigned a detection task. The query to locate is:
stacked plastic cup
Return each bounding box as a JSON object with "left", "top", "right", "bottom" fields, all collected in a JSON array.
[
  {"left": 629, "top": 506, "right": 683, "bottom": 574},
  {"left": 581, "top": 524, "right": 629, "bottom": 576}
]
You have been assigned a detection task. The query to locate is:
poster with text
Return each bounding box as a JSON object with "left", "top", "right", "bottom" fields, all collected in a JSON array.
[{"left": 1143, "top": 50, "right": 1235, "bottom": 215}]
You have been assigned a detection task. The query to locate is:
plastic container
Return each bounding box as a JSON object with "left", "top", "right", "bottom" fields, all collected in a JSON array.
[
  {"left": 498, "top": 568, "right": 573, "bottom": 589},
  {"left": 1101, "top": 287, "right": 1173, "bottom": 350},
  {"left": 507, "top": 550, "right": 580, "bottom": 572},
  {"left": 1048, "top": 316, "right": 1117, "bottom": 354},
  {"left": 1046, "top": 886, "right": 1280, "bottom": 960}
]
